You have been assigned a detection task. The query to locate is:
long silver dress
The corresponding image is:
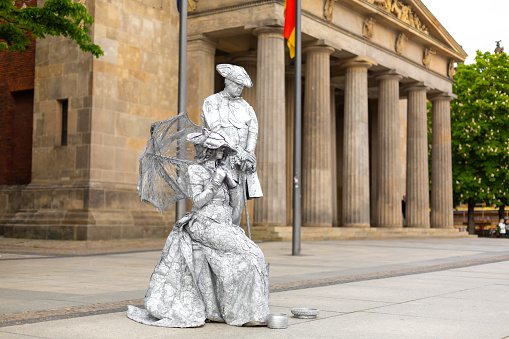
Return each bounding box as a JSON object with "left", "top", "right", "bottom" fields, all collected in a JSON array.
[{"left": 127, "top": 162, "right": 269, "bottom": 327}]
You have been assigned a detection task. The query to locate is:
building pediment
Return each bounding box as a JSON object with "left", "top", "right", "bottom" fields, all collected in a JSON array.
[
  {"left": 340, "top": 0, "right": 466, "bottom": 62},
  {"left": 187, "top": 0, "right": 465, "bottom": 61}
]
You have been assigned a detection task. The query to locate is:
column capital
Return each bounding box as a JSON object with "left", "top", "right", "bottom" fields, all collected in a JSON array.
[
  {"left": 187, "top": 34, "right": 217, "bottom": 53},
  {"left": 340, "top": 56, "right": 377, "bottom": 70},
  {"left": 374, "top": 70, "right": 403, "bottom": 82},
  {"left": 403, "top": 82, "right": 430, "bottom": 93},
  {"left": 253, "top": 26, "right": 284, "bottom": 37},
  {"left": 303, "top": 45, "right": 335, "bottom": 55},
  {"left": 429, "top": 92, "right": 456, "bottom": 102}
]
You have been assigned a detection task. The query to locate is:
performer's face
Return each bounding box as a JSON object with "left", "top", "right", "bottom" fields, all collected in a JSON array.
[
  {"left": 225, "top": 80, "right": 244, "bottom": 98},
  {"left": 215, "top": 148, "right": 224, "bottom": 160}
]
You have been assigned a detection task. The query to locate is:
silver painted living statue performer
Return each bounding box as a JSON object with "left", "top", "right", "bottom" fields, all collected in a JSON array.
[
  {"left": 201, "top": 64, "right": 263, "bottom": 225},
  {"left": 127, "top": 129, "right": 269, "bottom": 328}
]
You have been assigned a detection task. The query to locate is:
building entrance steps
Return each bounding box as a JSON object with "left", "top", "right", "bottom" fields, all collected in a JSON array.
[{"left": 242, "top": 226, "right": 473, "bottom": 241}]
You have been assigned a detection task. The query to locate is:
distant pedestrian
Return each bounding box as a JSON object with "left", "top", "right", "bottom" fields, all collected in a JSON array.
[
  {"left": 498, "top": 219, "right": 506, "bottom": 238},
  {"left": 402, "top": 195, "right": 406, "bottom": 220},
  {"left": 505, "top": 218, "right": 509, "bottom": 238}
]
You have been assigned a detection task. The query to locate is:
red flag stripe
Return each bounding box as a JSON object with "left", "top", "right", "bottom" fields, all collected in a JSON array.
[{"left": 283, "top": 0, "right": 295, "bottom": 40}]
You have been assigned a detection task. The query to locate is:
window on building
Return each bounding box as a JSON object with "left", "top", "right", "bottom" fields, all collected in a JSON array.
[{"left": 60, "top": 99, "right": 68, "bottom": 146}]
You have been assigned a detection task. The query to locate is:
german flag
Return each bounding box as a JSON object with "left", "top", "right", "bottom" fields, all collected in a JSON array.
[{"left": 284, "top": 0, "right": 296, "bottom": 58}]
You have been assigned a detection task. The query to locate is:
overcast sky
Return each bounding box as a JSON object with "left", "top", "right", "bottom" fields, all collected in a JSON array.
[{"left": 421, "top": 0, "right": 508, "bottom": 64}]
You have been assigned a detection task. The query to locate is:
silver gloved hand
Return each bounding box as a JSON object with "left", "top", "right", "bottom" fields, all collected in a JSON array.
[
  {"left": 235, "top": 148, "right": 257, "bottom": 174},
  {"left": 210, "top": 167, "right": 226, "bottom": 190}
]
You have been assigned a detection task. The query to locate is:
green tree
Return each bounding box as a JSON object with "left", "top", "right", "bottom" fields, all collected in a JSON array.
[
  {"left": 0, "top": 0, "right": 103, "bottom": 57},
  {"left": 451, "top": 50, "right": 509, "bottom": 234}
]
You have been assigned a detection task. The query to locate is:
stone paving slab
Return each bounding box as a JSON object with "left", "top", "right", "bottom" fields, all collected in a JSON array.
[
  {"left": 3, "top": 253, "right": 508, "bottom": 328},
  {"left": 1, "top": 238, "right": 509, "bottom": 338},
  {"left": 1, "top": 263, "right": 508, "bottom": 338}
]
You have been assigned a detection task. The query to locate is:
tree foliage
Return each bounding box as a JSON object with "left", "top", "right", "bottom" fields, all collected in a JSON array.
[
  {"left": 0, "top": 0, "right": 103, "bottom": 57},
  {"left": 451, "top": 50, "right": 509, "bottom": 207}
]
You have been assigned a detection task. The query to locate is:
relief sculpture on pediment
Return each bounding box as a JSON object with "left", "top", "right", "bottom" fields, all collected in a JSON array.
[
  {"left": 390, "top": 1, "right": 403, "bottom": 18},
  {"left": 412, "top": 13, "right": 421, "bottom": 30},
  {"left": 400, "top": 3, "right": 410, "bottom": 23},
  {"left": 368, "top": 0, "right": 429, "bottom": 35},
  {"left": 373, "top": 0, "right": 391, "bottom": 11},
  {"left": 408, "top": 8, "right": 415, "bottom": 26}
]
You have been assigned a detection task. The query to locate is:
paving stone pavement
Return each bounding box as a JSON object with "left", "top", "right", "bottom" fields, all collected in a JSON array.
[{"left": 1, "top": 237, "right": 509, "bottom": 338}]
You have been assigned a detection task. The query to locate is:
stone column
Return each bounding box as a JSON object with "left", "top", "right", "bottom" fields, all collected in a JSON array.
[
  {"left": 330, "top": 84, "right": 339, "bottom": 227},
  {"left": 341, "top": 56, "right": 377, "bottom": 228},
  {"left": 430, "top": 94, "right": 454, "bottom": 228},
  {"left": 405, "top": 84, "right": 430, "bottom": 228},
  {"left": 253, "top": 27, "right": 286, "bottom": 225},
  {"left": 375, "top": 72, "right": 403, "bottom": 228},
  {"left": 302, "top": 45, "right": 334, "bottom": 226},
  {"left": 399, "top": 99, "right": 408, "bottom": 224},
  {"left": 336, "top": 99, "right": 344, "bottom": 226},
  {"left": 187, "top": 34, "right": 217, "bottom": 125},
  {"left": 369, "top": 99, "right": 378, "bottom": 226},
  {"left": 233, "top": 54, "right": 257, "bottom": 225}
]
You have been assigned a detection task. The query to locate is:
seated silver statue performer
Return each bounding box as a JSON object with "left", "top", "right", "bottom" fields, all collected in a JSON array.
[{"left": 127, "top": 129, "right": 269, "bottom": 328}]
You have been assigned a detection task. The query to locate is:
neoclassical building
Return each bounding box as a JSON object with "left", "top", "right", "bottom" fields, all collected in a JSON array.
[{"left": 0, "top": 0, "right": 467, "bottom": 240}]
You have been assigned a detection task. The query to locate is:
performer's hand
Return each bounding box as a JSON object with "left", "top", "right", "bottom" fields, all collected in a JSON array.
[
  {"left": 232, "top": 148, "right": 256, "bottom": 173},
  {"left": 236, "top": 147, "right": 253, "bottom": 162},
  {"left": 245, "top": 151, "right": 256, "bottom": 164},
  {"left": 211, "top": 167, "right": 226, "bottom": 185}
]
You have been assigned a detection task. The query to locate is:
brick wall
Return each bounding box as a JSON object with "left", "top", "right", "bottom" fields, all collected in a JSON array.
[{"left": 0, "top": 0, "right": 37, "bottom": 185}]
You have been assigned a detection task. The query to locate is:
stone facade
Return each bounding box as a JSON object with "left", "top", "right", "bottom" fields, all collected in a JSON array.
[
  {"left": 0, "top": 0, "right": 466, "bottom": 240},
  {"left": 1, "top": 0, "right": 178, "bottom": 239}
]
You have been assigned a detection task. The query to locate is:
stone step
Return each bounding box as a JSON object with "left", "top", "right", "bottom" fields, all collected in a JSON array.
[{"left": 244, "top": 226, "right": 472, "bottom": 241}]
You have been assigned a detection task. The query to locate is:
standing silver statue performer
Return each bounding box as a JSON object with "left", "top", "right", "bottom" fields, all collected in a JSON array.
[
  {"left": 127, "top": 129, "right": 269, "bottom": 328},
  {"left": 201, "top": 64, "right": 263, "bottom": 226}
]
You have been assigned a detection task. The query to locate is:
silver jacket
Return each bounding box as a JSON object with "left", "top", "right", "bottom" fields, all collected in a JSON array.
[{"left": 201, "top": 91, "right": 263, "bottom": 198}]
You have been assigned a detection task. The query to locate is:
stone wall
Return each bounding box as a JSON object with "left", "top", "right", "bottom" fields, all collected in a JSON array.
[
  {"left": 90, "top": 0, "right": 178, "bottom": 185},
  {"left": 0, "top": 0, "right": 180, "bottom": 240},
  {"left": 0, "top": 0, "right": 37, "bottom": 186}
]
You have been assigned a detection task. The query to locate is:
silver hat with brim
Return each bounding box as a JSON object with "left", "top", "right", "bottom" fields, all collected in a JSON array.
[
  {"left": 187, "top": 129, "right": 237, "bottom": 155},
  {"left": 216, "top": 64, "right": 253, "bottom": 88}
]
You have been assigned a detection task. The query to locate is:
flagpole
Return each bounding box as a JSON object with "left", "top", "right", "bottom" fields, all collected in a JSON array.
[
  {"left": 292, "top": 0, "right": 302, "bottom": 256},
  {"left": 176, "top": 0, "right": 188, "bottom": 221}
]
